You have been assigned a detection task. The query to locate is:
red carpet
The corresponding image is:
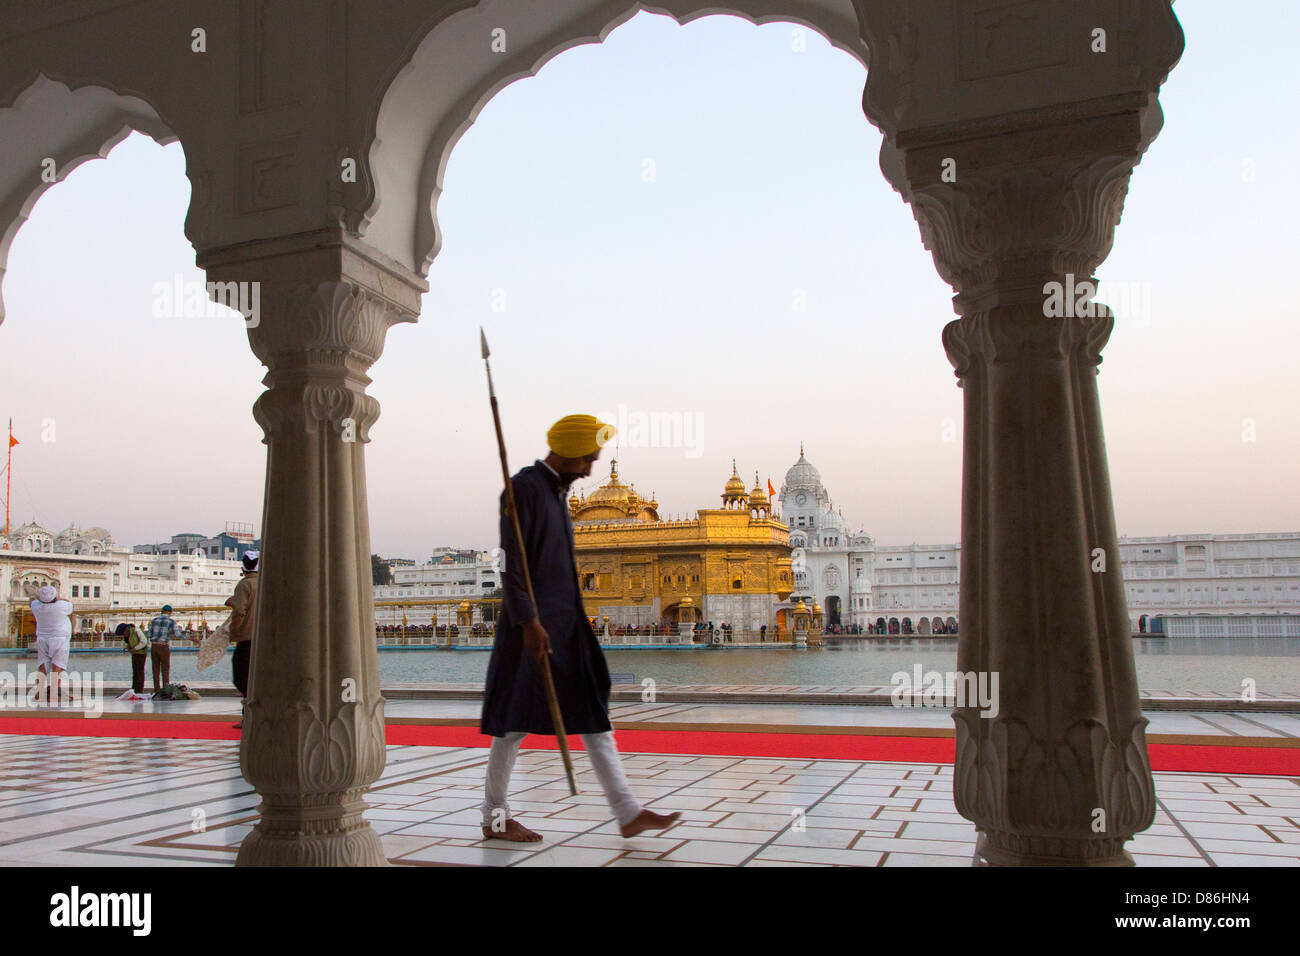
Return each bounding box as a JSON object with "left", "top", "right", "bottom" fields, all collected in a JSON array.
[{"left": 1, "top": 716, "right": 1297, "bottom": 774}]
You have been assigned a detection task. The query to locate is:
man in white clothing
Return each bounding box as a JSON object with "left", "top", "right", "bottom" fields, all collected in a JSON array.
[{"left": 28, "top": 584, "right": 72, "bottom": 704}]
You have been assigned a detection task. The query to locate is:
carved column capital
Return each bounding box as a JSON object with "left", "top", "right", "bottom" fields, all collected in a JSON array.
[
  {"left": 245, "top": 280, "right": 404, "bottom": 443},
  {"left": 198, "top": 230, "right": 425, "bottom": 446},
  {"left": 196, "top": 227, "right": 426, "bottom": 332},
  {"left": 246, "top": 279, "right": 407, "bottom": 375},
  {"left": 902, "top": 116, "right": 1146, "bottom": 316},
  {"left": 942, "top": 309, "right": 1115, "bottom": 379}
]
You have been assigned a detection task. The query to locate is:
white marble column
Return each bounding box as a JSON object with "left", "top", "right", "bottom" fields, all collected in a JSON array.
[
  {"left": 902, "top": 113, "right": 1158, "bottom": 865},
  {"left": 200, "top": 232, "right": 424, "bottom": 866}
]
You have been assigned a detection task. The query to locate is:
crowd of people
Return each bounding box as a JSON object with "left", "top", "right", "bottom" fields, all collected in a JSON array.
[
  {"left": 862, "top": 620, "right": 959, "bottom": 636},
  {"left": 374, "top": 622, "right": 493, "bottom": 639},
  {"left": 25, "top": 550, "right": 260, "bottom": 714},
  {"left": 369, "top": 618, "right": 961, "bottom": 642}
]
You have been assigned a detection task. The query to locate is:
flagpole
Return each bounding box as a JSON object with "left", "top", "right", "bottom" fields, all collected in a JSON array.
[{"left": 5, "top": 418, "right": 12, "bottom": 544}]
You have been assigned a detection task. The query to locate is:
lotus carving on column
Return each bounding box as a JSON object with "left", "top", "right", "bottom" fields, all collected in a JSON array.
[
  {"left": 955, "top": 711, "right": 1154, "bottom": 837},
  {"left": 243, "top": 682, "right": 386, "bottom": 794}
]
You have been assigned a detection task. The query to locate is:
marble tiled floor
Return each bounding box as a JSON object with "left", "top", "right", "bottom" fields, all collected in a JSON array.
[{"left": 0, "top": 733, "right": 1296, "bottom": 867}]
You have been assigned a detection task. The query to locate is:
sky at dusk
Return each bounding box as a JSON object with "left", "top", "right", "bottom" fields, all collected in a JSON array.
[{"left": 1, "top": 2, "right": 1297, "bottom": 561}]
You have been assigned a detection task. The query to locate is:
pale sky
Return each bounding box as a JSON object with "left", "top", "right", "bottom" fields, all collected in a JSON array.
[{"left": 1, "top": 2, "right": 1297, "bottom": 560}]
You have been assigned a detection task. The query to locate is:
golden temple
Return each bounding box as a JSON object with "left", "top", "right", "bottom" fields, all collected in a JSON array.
[{"left": 570, "top": 460, "right": 794, "bottom": 636}]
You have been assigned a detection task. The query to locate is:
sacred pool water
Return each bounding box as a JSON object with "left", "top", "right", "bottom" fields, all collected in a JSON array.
[{"left": 54, "top": 637, "right": 1300, "bottom": 695}]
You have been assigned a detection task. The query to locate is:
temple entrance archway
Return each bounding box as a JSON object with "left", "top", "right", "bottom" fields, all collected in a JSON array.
[{"left": 825, "top": 595, "right": 841, "bottom": 628}]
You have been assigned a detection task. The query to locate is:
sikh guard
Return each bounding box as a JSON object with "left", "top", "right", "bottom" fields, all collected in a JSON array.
[{"left": 480, "top": 414, "right": 681, "bottom": 842}]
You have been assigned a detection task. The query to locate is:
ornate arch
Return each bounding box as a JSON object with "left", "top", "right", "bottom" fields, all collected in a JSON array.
[
  {"left": 363, "top": 0, "right": 867, "bottom": 274},
  {"left": 0, "top": 74, "right": 180, "bottom": 324}
]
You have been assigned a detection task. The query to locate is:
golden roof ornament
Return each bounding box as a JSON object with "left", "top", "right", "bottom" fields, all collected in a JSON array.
[
  {"left": 724, "top": 459, "right": 747, "bottom": 498},
  {"left": 573, "top": 459, "right": 659, "bottom": 522}
]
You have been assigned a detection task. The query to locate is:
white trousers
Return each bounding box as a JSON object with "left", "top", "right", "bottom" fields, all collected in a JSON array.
[{"left": 481, "top": 731, "right": 642, "bottom": 828}]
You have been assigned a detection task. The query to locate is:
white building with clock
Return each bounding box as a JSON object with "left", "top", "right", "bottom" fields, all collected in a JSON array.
[
  {"left": 777, "top": 448, "right": 1300, "bottom": 635},
  {"left": 777, "top": 447, "right": 960, "bottom": 634}
]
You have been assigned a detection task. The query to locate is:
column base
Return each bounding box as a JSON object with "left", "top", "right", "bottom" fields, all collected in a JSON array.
[
  {"left": 975, "top": 831, "right": 1135, "bottom": 867},
  {"left": 236, "top": 822, "right": 389, "bottom": 867},
  {"left": 236, "top": 793, "right": 390, "bottom": 867}
]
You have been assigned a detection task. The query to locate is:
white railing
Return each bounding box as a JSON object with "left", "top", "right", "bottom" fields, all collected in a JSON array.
[{"left": 1161, "top": 614, "right": 1300, "bottom": 638}]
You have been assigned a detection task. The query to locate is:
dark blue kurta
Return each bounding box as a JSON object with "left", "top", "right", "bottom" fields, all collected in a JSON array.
[{"left": 480, "top": 461, "right": 612, "bottom": 737}]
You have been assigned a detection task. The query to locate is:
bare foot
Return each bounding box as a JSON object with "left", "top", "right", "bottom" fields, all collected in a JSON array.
[
  {"left": 482, "top": 818, "right": 543, "bottom": 843},
  {"left": 620, "top": 809, "right": 682, "bottom": 838}
]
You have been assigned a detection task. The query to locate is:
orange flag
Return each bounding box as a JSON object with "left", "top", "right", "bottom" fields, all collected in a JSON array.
[
  {"left": 7, "top": 434, "right": 16, "bottom": 448},
  {"left": 767, "top": 478, "right": 776, "bottom": 497}
]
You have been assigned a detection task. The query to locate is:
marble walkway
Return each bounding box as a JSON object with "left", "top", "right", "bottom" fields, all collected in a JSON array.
[{"left": 1, "top": 710, "right": 1297, "bottom": 867}]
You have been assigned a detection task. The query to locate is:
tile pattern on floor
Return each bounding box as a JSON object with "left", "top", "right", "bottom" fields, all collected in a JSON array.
[{"left": 0, "top": 734, "right": 1296, "bottom": 866}]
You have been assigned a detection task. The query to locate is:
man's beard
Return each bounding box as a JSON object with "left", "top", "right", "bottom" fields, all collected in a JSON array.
[{"left": 557, "top": 470, "right": 584, "bottom": 488}]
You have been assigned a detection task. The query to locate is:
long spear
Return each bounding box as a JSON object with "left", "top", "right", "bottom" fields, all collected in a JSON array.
[{"left": 480, "top": 328, "right": 579, "bottom": 796}]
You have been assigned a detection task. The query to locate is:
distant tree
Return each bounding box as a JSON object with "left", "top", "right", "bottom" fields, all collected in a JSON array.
[{"left": 372, "top": 554, "right": 392, "bottom": 586}]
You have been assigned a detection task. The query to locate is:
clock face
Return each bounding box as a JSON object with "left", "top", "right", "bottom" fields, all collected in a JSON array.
[{"left": 796, "top": 493, "right": 807, "bottom": 506}]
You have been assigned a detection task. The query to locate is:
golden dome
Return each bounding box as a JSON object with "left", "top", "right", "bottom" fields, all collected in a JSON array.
[
  {"left": 573, "top": 460, "right": 660, "bottom": 522},
  {"left": 748, "top": 471, "right": 768, "bottom": 504},
  {"left": 585, "top": 461, "right": 626, "bottom": 497},
  {"left": 724, "top": 462, "right": 746, "bottom": 496},
  {"left": 721, "top": 460, "right": 747, "bottom": 509},
  {"left": 582, "top": 461, "right": 639, "bottom": 509}
]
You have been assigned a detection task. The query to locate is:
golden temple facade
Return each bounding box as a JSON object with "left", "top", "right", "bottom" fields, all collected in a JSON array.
[{"left": 570, "top": 460, "right": 793, "bottom": 635}]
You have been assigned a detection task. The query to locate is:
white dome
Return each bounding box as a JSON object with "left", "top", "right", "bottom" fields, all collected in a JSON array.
[
  {"left": 783, "top": 448, "right": 823, "bottom": 492},
  {"left": 780, "top": 447, "right": 832, "bottom": 509},
  {"left": 851, "top": 574, "right": 872, "bottom": 592},
  {"left": 819, "top": 508, "right": 845, "bottom": 532}
]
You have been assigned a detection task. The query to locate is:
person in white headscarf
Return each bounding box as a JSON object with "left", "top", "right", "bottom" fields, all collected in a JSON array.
[{"left": 28, "top": 584, "right": 73, "bottom": 704}]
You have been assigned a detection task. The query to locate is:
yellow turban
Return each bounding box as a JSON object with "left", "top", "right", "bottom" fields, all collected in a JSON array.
[{"left": 547, "top": 414, "right": 614, "bottom": 459}]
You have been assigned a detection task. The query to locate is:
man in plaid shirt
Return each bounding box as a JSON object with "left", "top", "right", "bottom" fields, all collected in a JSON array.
[{"left": 147, "top": 605, "right": 188, "bottom": 696}]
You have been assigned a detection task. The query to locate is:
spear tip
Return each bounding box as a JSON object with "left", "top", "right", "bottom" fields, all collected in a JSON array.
[{"left": 480, "top": 327, "right": 490, "bottom": 360}]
